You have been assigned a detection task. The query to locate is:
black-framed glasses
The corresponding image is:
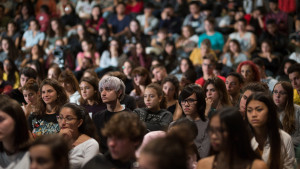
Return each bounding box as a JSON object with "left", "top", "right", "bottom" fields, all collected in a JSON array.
[{"left": 180, "top": 98, "right": 197, "bottom": 105}]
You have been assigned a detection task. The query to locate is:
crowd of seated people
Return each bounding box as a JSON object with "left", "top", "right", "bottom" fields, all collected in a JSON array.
[{"left": 1, "top": 0, "right": 300, "bottom": 169}]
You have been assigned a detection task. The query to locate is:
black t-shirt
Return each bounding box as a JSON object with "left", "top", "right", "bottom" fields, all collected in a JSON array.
[
  {"left": 120, "top": 94, "right": 137, "bottom": 111},
  {"left": 82, "top": 152, "right": 133, "bottom": 169},
  {"left": 93, "top": 108, "right": 132, "bottom": 153}
]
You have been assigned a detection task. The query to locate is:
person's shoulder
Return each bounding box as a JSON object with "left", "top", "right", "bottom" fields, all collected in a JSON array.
[
  {"left": 133, "top": 107, "right": 145, "bottom": 112},
  {"left": 217, "top": 75, "right": 226, "bottom": 81},
  {"left": 196, "top": 155, "right": 214, "bottom": 169},
  {"left": 279, "top": 129, "right": 293, "bottom": 145},
  {"left": 82, "top": 154, "right": 111, "bottom": 169},
  {"left": 122, "top": 107, "right": 133, "bottom": 113},
  {"left": 159, "top": 109, "right": 172, "bottom": 115},
  {"left": 251, "top": 159, "right": 268, "bottom": 169},
  {"left": 214, "top": 31, "right": 223, "bottom": 37},
  {"left": 93, "top": 109, "right": 107, "bottom": 119}
]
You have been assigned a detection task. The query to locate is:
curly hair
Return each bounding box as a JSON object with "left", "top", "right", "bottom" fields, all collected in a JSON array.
[
  {"left": 102, "top": 111, "right": 147, "bottom": 145},
  {"left": 236, "top": 61, "right": 261, "bottom": 82},
  {"left": 35, "top": 78, "right": 68, "bottom": 116}
]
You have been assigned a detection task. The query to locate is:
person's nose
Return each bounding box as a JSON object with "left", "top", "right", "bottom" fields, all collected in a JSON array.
[
  {"left": 108, "top": 138, "right": 116, "bottom": 147},
  {"left": 30, "top": 161, "right": 38, "bottom": 169}
]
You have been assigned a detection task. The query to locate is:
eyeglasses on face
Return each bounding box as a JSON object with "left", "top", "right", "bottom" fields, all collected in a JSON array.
[
  {"left": 56, "top": 116, "right": 77, "bottom": 123},
  {"left": 180, "top": 98, "right": 197, "bottom": 105}
]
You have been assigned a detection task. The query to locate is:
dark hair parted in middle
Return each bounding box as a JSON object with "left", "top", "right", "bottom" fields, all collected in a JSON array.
[
  {"left": 245, "top": 92, "right": 281, "bottom": 169},
  {"left": 210, "top": 107, "right": 260, "bottom": 167},
  {"left": 60, "top": 103, "right": 99, "bottom": 141},
  {"left": 179, "top": 84, "right": 206, "bottom": 121}
]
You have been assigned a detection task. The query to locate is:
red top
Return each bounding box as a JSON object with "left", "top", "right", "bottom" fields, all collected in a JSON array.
[
  {"left": 195, "top": 75, "right": 226, "bottom": 87},
  {"left": 85, "top": 17, "right": 105, "bottom": 33},
  {"left": 125, "top": 2, "right": 143, "bottom": 14}
]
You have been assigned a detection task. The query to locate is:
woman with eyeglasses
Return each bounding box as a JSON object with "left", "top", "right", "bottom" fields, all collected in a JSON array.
[
  {"left": 179, "top": 84, "right": 210, "bottom": 159},
  {"left": 246, "top": 92, "right": 295, "bottom": 169},
  {"left": 58, "top": 103, "right": 99, "bottom": 169},
  {"left": 272, "top": 81, "right": 300, "bottom": 147},
  {"left": 197, "top": 107, "right": 268, "bottom": 169},
  {"left": 28, "top": 78, "right": 68, "bottom": 138}
]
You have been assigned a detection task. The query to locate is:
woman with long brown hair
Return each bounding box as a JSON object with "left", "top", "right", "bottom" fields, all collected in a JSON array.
[
  {"left": 203, "top": 77, "right": 231, "bottom": 118},
  {"left": 79, "top": 76, "right": 105, "bottom": 117},
  {"left": 130, "top": 66, "right": 152, "bottom": 107},
  {"left": 272, "top": 81, "right": 300, "bottom": 147},
  {"left": 28, "top": 78, "right": 68, "bottom": 138}
]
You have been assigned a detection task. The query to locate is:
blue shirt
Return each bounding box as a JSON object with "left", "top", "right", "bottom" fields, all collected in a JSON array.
[
  {"left": 108, "top": 14, "right": 131, "bottom": 34},
  {"left": 23, "top": 30, "right": 45, "bottom": 47},
  {"left": 198, "top": 32, "right": 224, "bottom": 51}
]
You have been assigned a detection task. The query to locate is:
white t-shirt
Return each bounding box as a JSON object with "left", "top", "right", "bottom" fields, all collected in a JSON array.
[
  {"left": 69, "top": 138, "right": 100, "bottom": 169},
  {"left": 0, "top": 151, "right": 30, "bottom": 169}
]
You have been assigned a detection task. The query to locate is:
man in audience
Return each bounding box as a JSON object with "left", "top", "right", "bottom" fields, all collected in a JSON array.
[
  {"left": 151, "top": 64, "right": 168, "bottom": 84},
  {"left": 265, "top": 0, "right": 288, "bottom": 34},
  {"left": 136, "top": 2, "right": 159, "bottom": 36},
  {"left": 7, "top": 67, "right": 37, "bottom": 104},
  {"left": 108, "top": 2, "right": 131, "bottom": 38},
  {"left": 159, "top": 4, "right": 181, "bottom": 36},
  {"left": 104, "top": 71, "right": 137, "bottom": 111},
  {"left": 223, "top": 18, "right": 256, "bottom": 55},
  {"left": 83, "top": 111, "right": 147, "bottom": 169},
  {"left": 288, "top": 63, "right": 300, "bottom": 105},
  {"left": 183, "top": 1, "right": 205, "bottom": 34},
  {"left": 93, "top": 76, "right": 132, "bottom": 153},
  {"left": 259, "top": 19, "right": 288, "bottom": 55},
  {"left": 195, "top": 55, "right": 225, "bottom": 87},
  {"left": 253, "top": 58, "right": 278, "bottom": 92},
  {"left": 225, "top": 72, "right": 244, "bottom": 105}
]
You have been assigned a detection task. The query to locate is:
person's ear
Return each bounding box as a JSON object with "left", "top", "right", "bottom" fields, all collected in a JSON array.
[
  {"left": 158, "top": 95, "right": 163, "bottom": 103},
  {"left": 77, "top": 119, "right": 83, "bottom": 128},
  {"left": 118, "top": 90, "right": 122, "bottom": 99}
]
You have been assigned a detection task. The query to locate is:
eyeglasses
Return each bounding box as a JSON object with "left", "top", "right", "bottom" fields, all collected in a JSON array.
[
  {"left": 180, "top": 98, "right": 197, "bottom": 105},
  {"left": 56, "top": 116, "right": 77, "bottom": 123},
  {"left": 272, "top": 90, "right": 287, "bottom": 96}
]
